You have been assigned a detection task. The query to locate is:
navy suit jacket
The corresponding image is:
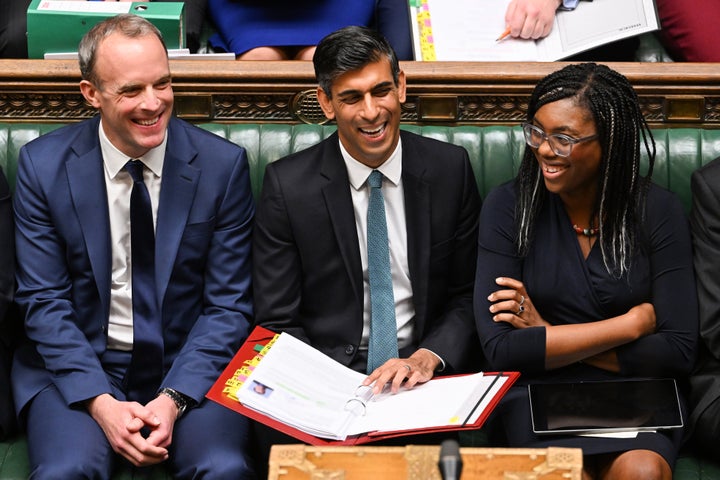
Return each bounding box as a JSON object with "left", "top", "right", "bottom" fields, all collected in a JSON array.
[
  {"left": 253, "top": 130, "right": 481, "bottom": 373},
  {"left": 12, "top": 116, "right": 254, "bottom": 412}
]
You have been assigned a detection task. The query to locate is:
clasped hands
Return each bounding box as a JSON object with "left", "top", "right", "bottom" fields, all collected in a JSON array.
[{"left": 86, "top": 392, "right": 180, "bottom": 467}]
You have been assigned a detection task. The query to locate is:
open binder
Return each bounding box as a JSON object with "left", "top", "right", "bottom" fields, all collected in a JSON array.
[{"left": 206, "top": 326, "right": 519, "bottom": 446}]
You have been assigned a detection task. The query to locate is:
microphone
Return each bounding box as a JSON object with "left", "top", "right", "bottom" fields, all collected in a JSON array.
[{"left": 438, "top": 439, "right": 463, "bottom": 480}]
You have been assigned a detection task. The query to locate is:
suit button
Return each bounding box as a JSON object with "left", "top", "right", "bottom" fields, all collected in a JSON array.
[{"left": 345, "top": 345, "right": 355, "bottom": 355}]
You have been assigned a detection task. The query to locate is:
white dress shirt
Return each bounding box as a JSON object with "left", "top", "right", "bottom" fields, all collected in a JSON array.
[
  {"left": 98, "top": 121, "right": 166, "bottom": 351},
  {"left": 339, "top": 140, "right": 415, "bottom": 351}
]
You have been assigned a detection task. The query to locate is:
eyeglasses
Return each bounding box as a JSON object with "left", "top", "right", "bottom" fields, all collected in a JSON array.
[{"left": 522, "top": 123, "right": 598, "bottom": 158}]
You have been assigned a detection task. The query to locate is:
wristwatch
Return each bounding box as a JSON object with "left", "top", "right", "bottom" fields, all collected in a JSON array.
[
  {"left": 559, "top": 0, "right": 580, "bottom": 11},
  {"left": 158, "top": 387, "right": 191, "bottom": 417}
]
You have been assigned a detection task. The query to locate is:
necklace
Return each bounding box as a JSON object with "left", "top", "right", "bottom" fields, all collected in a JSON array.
[{"left": 573, "top": 224, "right": 599, "bottom": 237}]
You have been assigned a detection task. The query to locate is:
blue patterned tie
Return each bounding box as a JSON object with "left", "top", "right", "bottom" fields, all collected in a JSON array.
[
  {"left": 366, "top": 170, "right": 398, "bottom": 374},
  {"left": 124, "top": 160, "right": 163, "bottom": 404}
]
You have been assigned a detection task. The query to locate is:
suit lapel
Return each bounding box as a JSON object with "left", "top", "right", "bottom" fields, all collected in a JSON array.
[
  {"left": 66, "top": 121, "right": 112, "bottom": 317},
  {"left": 155, "top": 120, "right": 200, "bottom": 307},
  {"left": 401, "top": 134, "right": 431, "bottom": 332},
  {"left": 319, "top": 136, "right": 364, "bottom": 305}
]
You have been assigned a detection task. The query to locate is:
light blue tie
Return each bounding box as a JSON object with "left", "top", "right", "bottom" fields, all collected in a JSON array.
[{"left": 366, "top": 170, "right": 398, "bottom": 374}]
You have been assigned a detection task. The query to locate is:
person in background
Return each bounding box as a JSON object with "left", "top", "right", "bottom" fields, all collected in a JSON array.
[
  {"left": 12, "top": 14, "right": 255, "bottom": 478},
  {"left": 0, "top": 0, "right": 206, "bottom": 58},
  {"left": 0, "top": 165, "right": 16, "bottom": 441},
  {"left": 506, "top": 0, "right": 639, "bottom": 61},
  {"left": 505, "top": 0, "right": 581, "bottom": 40},
  {"left": 474, "top": 62, "right": 697, "bottom": 479},
  {"left": 0, "top": 0, "right": 30, "bottom": 58},
  {"left": 207, "top": 0, "right": 415, "bottom": 60},
  {"left": 252, "top": 24, "right": 481, "bottom": 474},
  {"left": 686, "top": 156, "right": 720, "bottom": 457},
  {"left": 654, "top": 0, "right": 720, "bottom": 61}
]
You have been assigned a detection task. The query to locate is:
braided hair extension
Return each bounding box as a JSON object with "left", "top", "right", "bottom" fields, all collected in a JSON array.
[{"left": 515, "top": 63, "right": 655, "bottom": 278}]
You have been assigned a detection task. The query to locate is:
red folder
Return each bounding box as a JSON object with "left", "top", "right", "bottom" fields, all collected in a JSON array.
[{"left": 206, "top": 325, "right": 519, "bottom": 446}]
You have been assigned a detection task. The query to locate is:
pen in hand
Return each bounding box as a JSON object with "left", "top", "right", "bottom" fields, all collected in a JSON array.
[{"left": 496, "top": 27, "right": 511, "bottom": 42}]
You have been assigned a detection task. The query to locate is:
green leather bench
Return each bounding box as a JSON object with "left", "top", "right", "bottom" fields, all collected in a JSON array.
[{"left": 1, "top": 122, "right": 720, "bottom": 479}]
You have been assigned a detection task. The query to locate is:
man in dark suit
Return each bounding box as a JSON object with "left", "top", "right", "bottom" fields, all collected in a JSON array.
[
  {"left": 688, "top": 158, "right": 720, "bottom": 458},
  {"left": 0, "top": 165, "right": 16, "bottom": 440},
  {"left": 12, "top": 15, "right": 255, "bottom": 478},
  {"left": 252, "top": 26, "right": 481, "bottom": 466}
]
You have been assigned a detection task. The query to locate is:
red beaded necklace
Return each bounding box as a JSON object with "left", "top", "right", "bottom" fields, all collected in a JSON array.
[{"left": 573, "top": 224, "right": 599, "bottom": 237}]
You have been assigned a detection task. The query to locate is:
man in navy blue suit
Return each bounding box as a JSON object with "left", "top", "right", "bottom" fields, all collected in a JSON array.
[{"left": 12, "top": 14, "right": 255, "bottom": 479}]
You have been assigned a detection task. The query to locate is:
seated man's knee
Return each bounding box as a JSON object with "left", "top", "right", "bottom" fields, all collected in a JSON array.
[
  {"left": 31, "top": 459, "right": 112, "bottom": 480},
  {"left": 173, "top": 453, "right": 255, "bottom": 480}
]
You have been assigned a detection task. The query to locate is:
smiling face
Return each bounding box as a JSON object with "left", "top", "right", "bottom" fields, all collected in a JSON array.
[
  {"left": 317, "top": 58, "right": 406, "bottom": 168},
  {"left": 79, "top": 31, "right": 173, "bottom": 159},
  {"left": 530, "top": 97, "right": 602, "bottom": 203}
]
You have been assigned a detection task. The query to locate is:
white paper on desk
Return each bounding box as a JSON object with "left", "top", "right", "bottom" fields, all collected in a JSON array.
[
  {"left": 349, "top": 372, "right": 507, "bottom": 435},
  {"left": 237, "top": 333, "right": 366, "bottom": 440},
  {"left": 412, "top": 0, "right": 659, "bottom": 61}
]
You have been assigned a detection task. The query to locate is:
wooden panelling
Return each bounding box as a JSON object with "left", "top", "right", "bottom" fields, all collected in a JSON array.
[{"left": 2, "top": 59, "right": 720, "bottom": 127}]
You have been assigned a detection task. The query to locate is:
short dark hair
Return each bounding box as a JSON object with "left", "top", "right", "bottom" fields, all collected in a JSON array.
[
  {"left": 313, "top": 26, "right": 400, "bottom": 97},
  {"left": 515, "top": 62, "right": 655, "bottom": 277},
  {"left": 78, "top": 14, "right": 167, "bottom": 88}
]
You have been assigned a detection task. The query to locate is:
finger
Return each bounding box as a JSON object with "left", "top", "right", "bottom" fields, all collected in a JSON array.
[
  {"left": 390, "top": 367, "right": 409, "bottom": 394},
  {"left": 126, "top": 416, "right": 146, "bottom": 433},
  {"left": 489, "top": 299, "right": 521, "bottom": 314},
  {"left": 487, "top": 288, "right": 519, "bottom": 303},
  {"left": 495, "top": 276, "right": 524, "bottom": 289},
  {"left": 402, "top": 369, "right": 428, "bottom": 390},
  {"left": 370, "top": 370, "right": 394, "bottom": 395},
  {"left": 129, "top": 404, "right": 162, "bottom": 428},
  {"left": 493, "top": 312, "right": 524, "bottom": 326},
  {"left": 127, "top": 434, "right": 169, "bottom": 461}
]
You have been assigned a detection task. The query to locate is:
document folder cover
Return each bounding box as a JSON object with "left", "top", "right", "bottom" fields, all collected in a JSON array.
[{"left": 206, "top": 325, "right": 519, "bottom": 446}]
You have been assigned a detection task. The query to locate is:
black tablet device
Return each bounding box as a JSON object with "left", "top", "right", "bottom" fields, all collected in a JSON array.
[{"left": 529, "top": 378, "right": 683, "bottom": 435}]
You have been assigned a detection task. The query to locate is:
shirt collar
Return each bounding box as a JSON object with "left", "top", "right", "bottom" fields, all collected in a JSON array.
[
  {"left": 99, "top": 120, "right": 167, "bottom": 179},
  {"left": 340, "top": 138, "right": 403, "bottom": 191}
]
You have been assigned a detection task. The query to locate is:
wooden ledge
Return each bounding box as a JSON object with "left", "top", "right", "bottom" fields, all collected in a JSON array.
[
  {"left": 268, "top": 444, "right": 583, "bottom": 480},
  {"left": 1, "top": 59, "right": 719, "bottom": 126}
]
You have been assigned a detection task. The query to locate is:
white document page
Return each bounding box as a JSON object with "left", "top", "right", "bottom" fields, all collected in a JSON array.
[
  {"left": 237, "top": 333, "right": 366, "bottom": 440},
  {"left": 237, "top": 332, "right": 509, "bottom": 440},
  {"left": 537, "top": 0, "right": 659, "bottom": 59},
  {"left": 413, "top": 0, "right": 658, "bottom": 61},
  {"left": 349, "top": 372, "right": 508, "bottom": 435}
]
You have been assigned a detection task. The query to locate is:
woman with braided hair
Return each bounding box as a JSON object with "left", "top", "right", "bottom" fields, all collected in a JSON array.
[{"left": 474, "top": 63, "right": 698, "bottom": 479}]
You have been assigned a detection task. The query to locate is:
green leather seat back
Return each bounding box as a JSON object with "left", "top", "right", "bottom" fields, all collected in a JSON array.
[{"left": 3, "top": 123, "right": 720, "bottom": 212}]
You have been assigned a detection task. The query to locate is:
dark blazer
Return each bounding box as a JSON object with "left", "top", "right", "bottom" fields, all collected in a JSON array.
[
  {"left": 253, "top": 130, "right": 481, "bottom": 373},
  {"left": 12, "top": 116, "right": 254, "bottom": 413},
  {"left": 689, "top": 158, "right": 720, "bottom": 429},
  {"left": 0, "top": 165, "right": 16, "bottom": 439}
]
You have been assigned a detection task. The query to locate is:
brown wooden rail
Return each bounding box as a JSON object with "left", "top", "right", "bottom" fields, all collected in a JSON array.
[{"left": 1, "top": 59, "right": 718, "bottom": 127}]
